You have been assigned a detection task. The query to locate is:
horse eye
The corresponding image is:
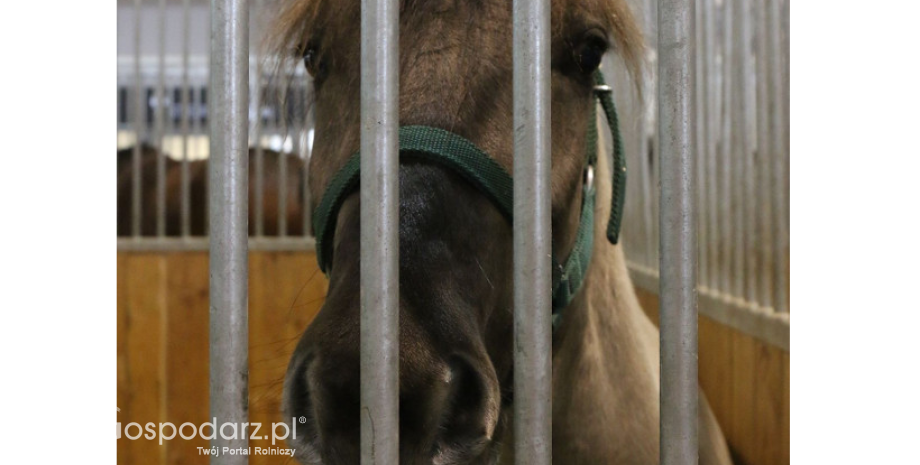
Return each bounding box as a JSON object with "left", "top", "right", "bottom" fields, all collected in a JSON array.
[
  {"left": 303, "top": 48, "right": 318, "bottom": 77},
  {"left": 577, "top": 41, "right": 605, "bottom": 73}
]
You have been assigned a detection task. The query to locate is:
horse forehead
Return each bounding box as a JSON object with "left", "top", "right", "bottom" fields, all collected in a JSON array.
[{"left": 311, "top": 0, "right": 603, "bottom": 29}]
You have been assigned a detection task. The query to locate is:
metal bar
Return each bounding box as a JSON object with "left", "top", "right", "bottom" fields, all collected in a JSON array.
[
  {"left": 657, "top": 0, "right": 698, "bottom": 463},
  {"left": 767, "top": 0, "right": 789, "bottom": 313},
  {"left": 156, "top": 0, "right": 167, "bottom": 237},
  {"left": 253, "top": 29, "right": 265, "bottom": 237},
  {"left": 742, "top": 0, "right": 759, "bottom": 304},
  {"left": 735, "top": 0, "right": 756, "bottom": 303},
  {"left": 718, "top": 0, "right": 733, "bottom": 294},
  {"left": 181, "top": 0, "right": 191, "bottom": 237},
  {"left": 360, "top": 0, "right": 400, "bottom": 461},
  {"left": 132, "top": 0, "right": 143, "bottom": 237},
  {"left": 278, "top": 135, "right": 288, "bottom": 237},
  {"left": 694, "top": 0, "right": 708, "bottom": 289},
  {"left": 753, "top": 0, "right": 773, "bottom": 308},
  {"left": 623, "top": 68, "right": 645, "bottom": 266},
  {"left": 729, "top": 0, "right": 743, "bottom": 298},
  {"left": 512, "top": 0, "right": 552, "bottom": 462},
  {"left": 704, "top": 0, "right": 719, "bottom": 290},
  {"left": 774, "top": 0, "right": 790, "bottom": 313},
  {"left": 208, "top": 0, "right": 249, "bottom": 463}
]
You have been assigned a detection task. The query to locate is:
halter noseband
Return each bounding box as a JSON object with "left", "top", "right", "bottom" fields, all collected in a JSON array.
[{"left": 312, "top": 71, "right": 626, "bottom": 331}]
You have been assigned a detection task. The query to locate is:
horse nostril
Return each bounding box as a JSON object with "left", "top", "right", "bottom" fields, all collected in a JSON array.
[
  {"left": 285, "top": 352, "right": 364, "bottom": 464},
  {"left": 431, "top": 354, "right": 501, "bottom": 462}
]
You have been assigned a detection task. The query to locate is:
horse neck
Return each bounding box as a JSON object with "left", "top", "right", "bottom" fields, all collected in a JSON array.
[
  {"left": 557, "top": 114, "right": 659, "bottom": 369},
  {"left": 552, "top": 124, "right": 660, "bottom": 387},
  {"left": 547, "top": 118, "right": 662, "bottom": 462}
]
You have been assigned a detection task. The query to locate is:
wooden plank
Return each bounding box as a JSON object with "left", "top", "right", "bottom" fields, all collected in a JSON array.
[
  {"left": 249, "top": 251, "right": 327, "bottom": 464},
  {"left": 751, "top": 338, "right": 787, "bottom": 465},
  {"left": 730, "top": 328, "right": 757, "bottom": 465},
  {"left": 699, "top": 312, "right": 734, "bottom": 456},
  {"left": 117, "top": 252, "right": 129, "bottom": 465},
  {"left": 782, "top": 352, "right": 790, "bottom": 465},
  {"left": 117, "top": 253, "right": 167, "bottom": 465},
  {"left": 164, "top": 252, "right": 210, "bottom": 465}
]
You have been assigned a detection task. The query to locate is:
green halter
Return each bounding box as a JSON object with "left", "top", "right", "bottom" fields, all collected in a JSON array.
[{"left": 312, "top": 71, "right": 625, "bottom": 331}]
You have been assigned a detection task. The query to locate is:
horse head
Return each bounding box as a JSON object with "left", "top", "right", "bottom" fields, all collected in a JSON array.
[{"left": 269, "top": 1, "right": 643, "bottom": 463}]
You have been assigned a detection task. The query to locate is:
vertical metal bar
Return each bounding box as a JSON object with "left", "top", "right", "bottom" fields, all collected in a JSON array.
[
  {"left": 694, "top": 0, "right": 708, "bottom": 288},
  {"left": 513, "top": 0, "right": 552, "bottom": 462},
  {"left": 729, "top": 0, "right": 742, "bottom": 298},
  {"left": 278, "top": 133, "right": 288, "bottom": 237},
  {"left": 658, "top": 0, "right": 698, "bottom": 463},
  {"left": 181, "top": 0, "right": 191, "bottom": 237},
  {"left": 768, "top": 0, "right": 789, "bottom": 313},
  {"left": 132, "top": 0, "right": 143, "bottom": 237},
  {"left": 743, "top": 0, "right": 760, "bottom": 304},
  {"left": 360, "top": 0, "right": 399, "bottom": 462},
  {"left": 734, "top": 0, "right": 756, "bottom": 303},
  {"left": 781, "top": 0, "right": 790, "bottom": 312},
  {"left": 253, "top": 15, "right": 265, "bottom": 238},
  {"left": 623, "top": 68, "right": 643, "bottom": 266},
  {"left": 718, "top": 0, "right": 733, "bottom": 294},
  {"left": 156, "top": 0, "right": 167, "bottom": 237},
  {"left": 753, "top": 0, "right": 773, "bottom": 308},
  {"left": 704, "top": 0, "right": 719, "bottom": 290},
  {"left": 209, "top": 0, "right": 249, "bottom": 463}
]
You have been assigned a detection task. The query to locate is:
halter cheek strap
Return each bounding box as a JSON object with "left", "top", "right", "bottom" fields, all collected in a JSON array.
[{"left": 312, "top": 71, "right": 625, "bottom": 331}]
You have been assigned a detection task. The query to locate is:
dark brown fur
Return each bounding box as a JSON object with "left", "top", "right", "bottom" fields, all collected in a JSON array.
[
  {"left": 116, "top": 146, "right": 306, "bottom": 237},
  {"left": 269, "top": 1, "right": 732, "bottom": 463}
]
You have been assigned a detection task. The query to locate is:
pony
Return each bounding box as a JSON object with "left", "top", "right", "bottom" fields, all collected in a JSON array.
[
  {"left": 268, "top": 0, "right": 733, "bottom": 463},
  {"left": 116, "top": 146, "right": 307, "bottom": 237}
]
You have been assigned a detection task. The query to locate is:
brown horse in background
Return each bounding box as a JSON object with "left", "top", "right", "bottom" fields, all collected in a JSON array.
[
  {"left": 116, "top": 146, "right": 307, "bottom": 237},
  {"left": 268, "top": 0, "right": 733, "bottom": 464}
]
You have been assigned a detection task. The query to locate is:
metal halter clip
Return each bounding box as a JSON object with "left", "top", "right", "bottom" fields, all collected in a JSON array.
[
  {"left": 593, "top": 84, "right": 613, "bottom": 94},
  {"left": 583, "top": 165, "right": 595, "bottom": 192}
]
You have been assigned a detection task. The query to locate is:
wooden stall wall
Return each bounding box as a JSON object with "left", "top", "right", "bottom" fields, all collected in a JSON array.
[
  {"left": 118, "top": 251, "right": 789, "bottom": 465},
  {"left": 117, "top": 250, "right": 327, "bottom": 465},
  {"left": 635, "top": 288, "right": 791, "bottom": 465}
]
